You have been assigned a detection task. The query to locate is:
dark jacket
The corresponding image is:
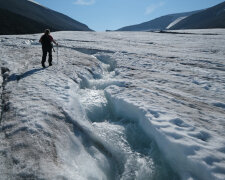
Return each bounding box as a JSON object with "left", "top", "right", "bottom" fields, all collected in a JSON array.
[{"left": 40, "top": 34, "right": 53, "bottom": 50}]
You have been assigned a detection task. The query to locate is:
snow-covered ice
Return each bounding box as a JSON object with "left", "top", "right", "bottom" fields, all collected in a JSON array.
[{"left": 0, "top": 29, "right": 225, "bottom": 180}]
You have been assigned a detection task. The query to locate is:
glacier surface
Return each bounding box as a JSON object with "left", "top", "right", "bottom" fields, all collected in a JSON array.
[{"left": 0, "top": 29, "right": 225, "bottom": 180}]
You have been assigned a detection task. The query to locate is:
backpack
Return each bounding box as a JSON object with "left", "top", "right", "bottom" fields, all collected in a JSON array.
[{"left": 41, "top": 34, "right": 53, "bottom": 49}]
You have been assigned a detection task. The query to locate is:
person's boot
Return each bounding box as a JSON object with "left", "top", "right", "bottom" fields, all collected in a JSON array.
[
  {"left": 49, "top": 55, "right": 52, "bottom": 66},
  {"left": 42, "top": 54, "right": 47, "bottom": 68},
  {"left": 42, "top": 62, "right": 46, "bottom": 68}
]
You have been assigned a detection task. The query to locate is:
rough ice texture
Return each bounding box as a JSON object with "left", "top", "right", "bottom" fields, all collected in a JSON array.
[{"left": 0, "top": 29, "right": 225, "bottom": 180}]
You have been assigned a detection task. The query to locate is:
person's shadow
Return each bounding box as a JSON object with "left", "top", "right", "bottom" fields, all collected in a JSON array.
[{"left": 8, "top": 68, "right": 44, "bottom": 82}]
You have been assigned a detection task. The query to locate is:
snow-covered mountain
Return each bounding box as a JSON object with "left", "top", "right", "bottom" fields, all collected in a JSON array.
[
  {"left": 170, "top": 1, "right": 225, "bottom": 30},
  {"left": 0, "top": 0, "right": 92, "bottom": 35},
  {"left": 117, "top": 1, "right": 225, "bottom": 31},
  {"left": 117, "top": 11, "right": 200, "bottom": 31},
  {"left": 0, "top": 29, "right": 225, "bottom": 179}
]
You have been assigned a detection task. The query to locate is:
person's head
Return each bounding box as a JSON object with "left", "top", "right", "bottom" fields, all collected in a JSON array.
[{"left": 44, "top": 29, "right": 50, "bottom": 35}]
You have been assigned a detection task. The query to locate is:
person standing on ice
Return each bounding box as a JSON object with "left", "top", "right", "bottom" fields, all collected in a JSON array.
[{"left": 39, "top": 29, "right": 58, "bottom": 68}]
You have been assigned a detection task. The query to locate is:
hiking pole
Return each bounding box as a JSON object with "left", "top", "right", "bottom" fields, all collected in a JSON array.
[{"left": 57, "top": 45, "right": 59, "bottom": 65}]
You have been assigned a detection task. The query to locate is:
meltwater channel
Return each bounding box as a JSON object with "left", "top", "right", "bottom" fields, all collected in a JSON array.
[{"left": 75, "top": 51, "right": 179, "bottom": 180}]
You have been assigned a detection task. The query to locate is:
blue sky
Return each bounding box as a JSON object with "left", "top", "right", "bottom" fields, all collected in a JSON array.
[{"left": 34, "top": 0, "right": 225, "bottom": 31}]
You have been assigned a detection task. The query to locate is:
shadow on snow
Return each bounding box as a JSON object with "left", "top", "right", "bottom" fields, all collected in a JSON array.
[{"left": 8, "top": 68, "right": 44, "bottom": 82}]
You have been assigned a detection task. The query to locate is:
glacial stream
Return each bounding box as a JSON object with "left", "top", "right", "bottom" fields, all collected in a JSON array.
[{"left": 76, "top": 52, "right": 179, "bottom": 179}]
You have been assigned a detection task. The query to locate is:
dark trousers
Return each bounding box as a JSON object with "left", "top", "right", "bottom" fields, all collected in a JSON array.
[{"left": 42, "top": 48, "right": 52, "bottom": 66}]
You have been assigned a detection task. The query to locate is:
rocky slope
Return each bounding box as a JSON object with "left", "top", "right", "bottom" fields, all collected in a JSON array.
[
  {"left": 117, "top": 11, "right": 200, "bottom": 31},
  {"left": 0, "top": 0, "right": 92, "bottom": 35},
  {"left": 170, "top": 1, "right": 225, "bottom": 30}
]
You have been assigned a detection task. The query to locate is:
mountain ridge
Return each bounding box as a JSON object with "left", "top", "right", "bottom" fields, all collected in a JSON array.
[
  {"left": 117, "top": 1, "right": 225, "bottom": 31},
  {"left": 170, "top": 1, "right": 225, "bottom": 30},
  {"left": 0, "top": 8, "right": 57, "bottom": 35},
  {"left": 0, "top": 0, "right": 92, "bottom": 34},
  {"left": 116, "top": 10, "right": 201, "bottom": 31}
]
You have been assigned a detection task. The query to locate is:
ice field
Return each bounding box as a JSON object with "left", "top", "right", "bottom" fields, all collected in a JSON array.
[{"left": 0, "top": 29, "right": 225, "bottom": 180}]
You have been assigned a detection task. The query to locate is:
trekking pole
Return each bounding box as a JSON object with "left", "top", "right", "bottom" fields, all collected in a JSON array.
[{"left": 57, "top": 45, "right": 59, "bottom": 65}]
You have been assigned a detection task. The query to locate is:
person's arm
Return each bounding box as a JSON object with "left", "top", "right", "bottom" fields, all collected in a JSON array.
[
  {"left": 50, "top": 35, "right": 58, "bottom": 45},
  {"left": 52, "top": 39, "right": 58, "bottom": 46}
]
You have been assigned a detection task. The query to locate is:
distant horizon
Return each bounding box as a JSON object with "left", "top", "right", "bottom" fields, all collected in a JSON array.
[{"left": 33, "top": 0, "right": 225, "bottom": 31}]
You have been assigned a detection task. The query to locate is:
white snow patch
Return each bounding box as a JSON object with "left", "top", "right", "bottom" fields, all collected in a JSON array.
[
  {"left": 27, "top": 0, "right": 40, "bottom": 5},
  {"left": 167, "top": 16, "right": 187, "bottom": 29}
]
